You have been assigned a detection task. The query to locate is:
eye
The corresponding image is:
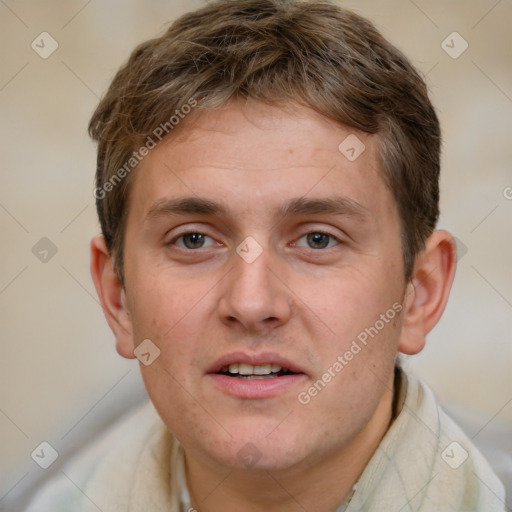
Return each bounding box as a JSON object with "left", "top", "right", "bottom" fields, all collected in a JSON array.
[
  {"left": 169, "top": 232, "right": 217, "bottom": 250},
  {"left": 294, "top": 232, "right": 341, "bottom": 250}
]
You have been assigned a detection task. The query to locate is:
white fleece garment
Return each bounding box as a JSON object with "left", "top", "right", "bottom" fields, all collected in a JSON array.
[{"left": 26, "top": 370, "right": 506, "bottom": 511}]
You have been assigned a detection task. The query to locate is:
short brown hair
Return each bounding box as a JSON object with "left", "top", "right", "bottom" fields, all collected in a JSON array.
[{"left": 89, "top": 0, "right": 440, "bottom": 285}]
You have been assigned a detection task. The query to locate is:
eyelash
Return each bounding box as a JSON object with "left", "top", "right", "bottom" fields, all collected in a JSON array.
[{"left": 167, "top": 230, "right": 342, "bottom": 251}]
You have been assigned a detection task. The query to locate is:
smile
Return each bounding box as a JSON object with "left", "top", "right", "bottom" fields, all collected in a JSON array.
[
  {"left": 218, "top": 363, "right": 296, "bottom": 379},
  {"left": 207, "top": 353, "right": 307, "bottom": 399}
]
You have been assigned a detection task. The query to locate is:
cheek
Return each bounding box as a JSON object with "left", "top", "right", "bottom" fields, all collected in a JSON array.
[
  {"left": 128, "top": 272, "right": 211, "bottom": 404},
  {"left": 140, "top": 365, "right": 219, "bottom": 450},
  {"left": 129, "top": 267, "right": 204, "bottom": 341},
  {"left": 295, "top": 266, "right": 403, "bottom": 406},
  {"left": 299, "top": 318, "right": 399, "bottom": 436},
  {"left": 301, "top": 266, "right": 402, "bottom": 342}
]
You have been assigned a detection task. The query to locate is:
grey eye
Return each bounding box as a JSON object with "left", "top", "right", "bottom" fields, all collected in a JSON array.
[
  {"left": 182, "top": 233, "right": 207, "bottom": 249},
  {"left": 295, "top": 232, "right": 340, "bottom": 250},
  {"left": 306, "top": 233, "right": 331, "bottom": 249},
  {"left": 171, "top": 232, "right": 216, "bottom": 250}
]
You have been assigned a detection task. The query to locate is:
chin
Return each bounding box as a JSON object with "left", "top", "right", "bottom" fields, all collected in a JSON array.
[{"left": 200, "top": 427, "right": 312, "bottom": 472}]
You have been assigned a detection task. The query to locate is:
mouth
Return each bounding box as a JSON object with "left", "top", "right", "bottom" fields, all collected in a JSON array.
[
  {"left": 216, "top": 363, "right": 298, "bottom": 380},
  {"left": 206, "top": 352, "right": 307, "bottom": 399}
]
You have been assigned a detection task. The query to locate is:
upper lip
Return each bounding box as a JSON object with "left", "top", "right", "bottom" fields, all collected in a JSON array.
[{"left": 207, "top": 351, "right": 307, "bottom": 375}]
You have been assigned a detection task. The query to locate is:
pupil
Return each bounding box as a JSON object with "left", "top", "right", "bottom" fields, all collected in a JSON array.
[
  {"left": 307, "top": 232, "right": 329, "bottom": 249},
  {"left": 184, "top": 233, "right": 204, "bottom": 249}
]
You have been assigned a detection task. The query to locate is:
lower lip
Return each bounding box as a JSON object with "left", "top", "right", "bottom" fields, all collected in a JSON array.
[{"left": 207, "top": 373, "right": 307, "bottom": 399}]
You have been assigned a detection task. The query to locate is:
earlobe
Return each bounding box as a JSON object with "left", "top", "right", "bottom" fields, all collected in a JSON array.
[
  {"left": 89, "top": 235, "right": 136, "bottom": 359},
  {"left": 397, "top": 231, "right": 457, "bottom": 355}
]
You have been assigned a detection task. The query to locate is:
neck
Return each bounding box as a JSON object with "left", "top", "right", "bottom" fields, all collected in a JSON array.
[{"left": 185, "top": 375, "right": 396, "bottom": 512}]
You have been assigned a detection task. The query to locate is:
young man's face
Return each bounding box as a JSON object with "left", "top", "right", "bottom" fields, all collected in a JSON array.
[{"left": 120, "top": 101, "right": 408, "bottom": 472}]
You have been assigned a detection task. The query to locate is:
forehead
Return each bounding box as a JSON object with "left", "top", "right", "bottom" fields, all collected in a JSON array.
[{"left": 127, "top": 100, "right": 396, "bottom": 225}]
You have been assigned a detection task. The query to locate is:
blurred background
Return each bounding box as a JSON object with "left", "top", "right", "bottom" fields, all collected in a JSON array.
[{"left": 1, "top": 0, "right": 511, "bottom": 509}]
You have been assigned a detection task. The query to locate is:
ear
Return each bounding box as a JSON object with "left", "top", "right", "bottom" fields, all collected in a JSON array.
[
  {"left": 398, "top": 230, "right": 457, "bottom": 355},
  {"left": 90, "top": 235, "right": 135, "bottom": 359}
]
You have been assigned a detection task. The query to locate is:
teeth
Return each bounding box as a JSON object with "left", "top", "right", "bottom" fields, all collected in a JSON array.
[
  {"left": 238, "top": 363, "right": 253, "bottom": 375},
  {"left": 223, "top": 363, "right": 284, "bottom": 375},
  {"left": 253, "top": 364, "right": 271, "bottom": 375}
]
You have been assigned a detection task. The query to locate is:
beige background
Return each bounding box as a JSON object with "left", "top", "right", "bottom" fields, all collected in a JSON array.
[{"left": 1, "top": 0, "right": 511, "bottom": 508}]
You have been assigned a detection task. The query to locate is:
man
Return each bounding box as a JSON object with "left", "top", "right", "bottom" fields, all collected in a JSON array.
[{"left": 27, "top": 0, "right": 507, "bottom": 510}]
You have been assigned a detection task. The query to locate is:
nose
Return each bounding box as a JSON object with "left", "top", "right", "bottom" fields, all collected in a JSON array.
[{"left": 217, "top": 242, "right": 292, "bottom": 333}]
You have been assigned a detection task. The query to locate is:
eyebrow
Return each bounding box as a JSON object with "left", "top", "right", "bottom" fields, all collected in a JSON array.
[{"left": 144, "top": 196, "right": 370, "bottom": 223}]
